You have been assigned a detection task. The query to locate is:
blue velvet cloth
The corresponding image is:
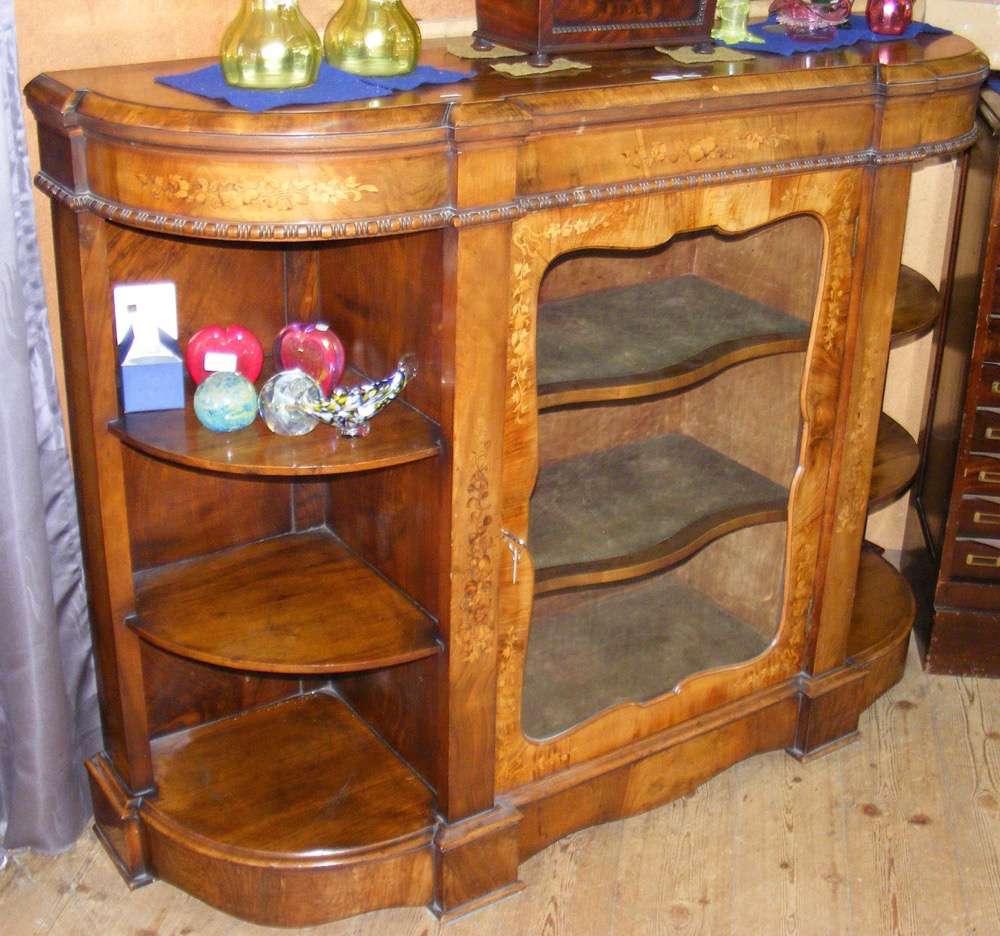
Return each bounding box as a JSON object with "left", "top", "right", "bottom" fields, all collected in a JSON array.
[
  {"left": 155, "top": 62, "right": 473, "bottom": 113},
  {"left": 987, "top": 74, "right": 1000, "bottom": 95},
  {"left": 726, "top": 14, "right": 949, "bottom": 56}
]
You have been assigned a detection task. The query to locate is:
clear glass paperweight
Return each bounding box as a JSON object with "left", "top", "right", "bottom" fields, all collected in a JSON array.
[{"left": 258, "top": 370, "right": 323, "bottom": 435}]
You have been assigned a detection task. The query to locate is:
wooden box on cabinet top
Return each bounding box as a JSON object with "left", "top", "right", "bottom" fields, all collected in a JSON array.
[{"left": 473, "top": 0, "right": 717, "bottom": 64}]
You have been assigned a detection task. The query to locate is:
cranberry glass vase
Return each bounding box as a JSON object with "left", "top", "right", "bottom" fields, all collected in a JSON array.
[{"left": 866, "top": 0, "right": 913, "bottom": 35}]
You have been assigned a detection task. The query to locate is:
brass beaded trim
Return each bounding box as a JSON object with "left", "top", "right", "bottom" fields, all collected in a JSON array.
[{"left": 36, "top": 126, "right": 978, "bottom": 242}]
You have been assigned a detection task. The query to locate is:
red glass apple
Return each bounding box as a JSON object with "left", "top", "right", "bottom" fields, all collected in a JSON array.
[
  {"left": 274, "top": 322, "right": 346, "bottom": 397},
  {"left": 185, "top": 325, "right": 264, "bottom": 385}
]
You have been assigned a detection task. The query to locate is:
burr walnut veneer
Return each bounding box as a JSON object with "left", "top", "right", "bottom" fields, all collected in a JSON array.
[{"left": 26, "top": 37, "right": 987, "bottom": 927}]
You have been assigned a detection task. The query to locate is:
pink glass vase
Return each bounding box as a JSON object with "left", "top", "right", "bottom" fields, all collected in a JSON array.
[{"left": 866, "top": 0, "right": 913, "bottom": 35}]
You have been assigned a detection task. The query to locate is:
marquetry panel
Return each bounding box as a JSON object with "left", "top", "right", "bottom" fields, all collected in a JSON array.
[
  {"left": 518, "top": 104, "right": 875, "bottom": 196},
  {"left": 83, "top": 141, "right": 451, "bottom": 228}
]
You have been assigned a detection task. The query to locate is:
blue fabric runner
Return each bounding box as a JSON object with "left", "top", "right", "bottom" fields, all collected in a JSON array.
[
  {"left": 156, "top": 61, "right": 473, "bottom": 113},
  {"left": 987, "top": 74, "right": 1000, "bottom": 95},
  {"left": 726, "top": 14, "right": 949, "bottom": 56}
]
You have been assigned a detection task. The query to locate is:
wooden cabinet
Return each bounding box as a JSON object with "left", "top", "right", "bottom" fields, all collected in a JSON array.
[
  {"left": 26, "top": 37, "right": 987, "bottom": 927},
  {"left": 904, "top": 87, "right": 1000, "bottom": 677}
]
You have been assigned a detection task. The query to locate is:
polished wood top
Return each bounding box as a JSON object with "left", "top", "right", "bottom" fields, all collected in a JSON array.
[
  {"left": 30, "top": 35, "right": 985, "bottom": 132},
  {"left": 24, "top": 36, "right": 987, "bottom": 242}
]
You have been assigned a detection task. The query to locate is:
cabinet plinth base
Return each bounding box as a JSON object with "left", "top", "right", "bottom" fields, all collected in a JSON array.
[
  {"left": 84, "top": 553, "right": 915, "bottom": 927},
  {"left": 86, "top": 754, "right": 152, "bottom": 889},
  {"left": 433, "top": 804, "right": 524, "bottom": 918}
]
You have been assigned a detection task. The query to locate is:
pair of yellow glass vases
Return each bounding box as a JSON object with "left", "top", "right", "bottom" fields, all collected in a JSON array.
[{"left": 220, "top": 0, "right": 421, "bottom": 88}]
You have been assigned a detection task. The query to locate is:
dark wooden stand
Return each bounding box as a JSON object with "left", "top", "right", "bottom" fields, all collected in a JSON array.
[
  {"left": 25, "top": 38, "right": 987, "bottom": 927},
  {"left": 903, "top": 87, "right": 1000, "bottom": 677}
]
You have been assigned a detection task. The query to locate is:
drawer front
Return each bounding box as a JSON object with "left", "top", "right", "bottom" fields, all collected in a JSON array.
[
  {"left": 957, "top": 453, "right": 1000, "bottom": 494},
  {"left": 952, "top": 539, "right": 1000, "bottom": 581},
  {"left": 955, "top": 495, "right": 1000, "bottom": 538},
  {"left": 982, "top": 330, "right": 1000, "bottom": 362},
  {"left": 970, "top": 409, "right": 1000, "bottom": 454},
  {"left": 976, "top": 364, "right": 1000, "bottom": 405}
]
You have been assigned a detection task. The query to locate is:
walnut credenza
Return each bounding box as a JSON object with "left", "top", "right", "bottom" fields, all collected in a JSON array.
[{"left": 26, "top": 38, "right": 987, "bottom": 927}]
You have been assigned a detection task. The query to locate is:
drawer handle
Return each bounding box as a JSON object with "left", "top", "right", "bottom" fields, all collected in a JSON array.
[
  {"left": 973, "top": 511, "right": 1000, "bottom": 525},
  {"left": 966, "top": 554, "right": 1000, "bottom": 568},
  {"left": 992, "top": 381, "right": 1000, "bottom": 394},
  {"left": 977, "top": 470, "right": 1000, "bottom": 484},
  {"left": 986, "top": 428, "right": 1000, "bottom": 440}
]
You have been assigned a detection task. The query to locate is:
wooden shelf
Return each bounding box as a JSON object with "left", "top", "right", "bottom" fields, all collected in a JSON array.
[
  {"left": 869, "top": 412, "right": 920, "bottom": 510},
  {"left": 530, "top": 434, "right": 787, "bottom": 594},
  {"left": 110, "top": 400, "right": 440, "bottom": 477},
  {"left": 847, "top": 545, "right": 915, "bottom": 711},
  {"left": 536, "top": 275, "right": 810, "bottom": 409},
  {"left": 141, "top": 692, "right": 435, "bottom": 922},
  {"left": 848, "top": 545, "right": 915, "bottom": 662},
  {"left": 522, "top": 571, "right": 770, "bottom": 739},
  {"left": 891, "top": 265, "right": 941, "bottom": 346},
  {"left": 132, "top": 530, "right": 439, "bottom": 674}
]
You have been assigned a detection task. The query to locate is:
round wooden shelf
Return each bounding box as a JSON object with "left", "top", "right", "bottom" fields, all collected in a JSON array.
[
  {"left": 869, "top": 412, "right": 920, "bottom": 511},
  {"left": 131, "top": 530, "right": 440, "bottom": 674},
  {"left": 891, "top": 265, "right": 941, "bottom": 346},
  {"left": 142, "top": 692, "right": 436, "bottom": 926},
  {"left": 109, "top": 401, "right": 440, "bottom": 477}
]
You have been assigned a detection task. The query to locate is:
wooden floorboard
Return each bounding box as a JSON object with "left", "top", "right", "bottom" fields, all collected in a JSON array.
[{"left": 2, "top": 642, "right": 997, "bottom": 936}]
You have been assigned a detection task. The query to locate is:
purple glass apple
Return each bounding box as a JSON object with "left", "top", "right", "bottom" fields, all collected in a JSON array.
[
  {"left": 866, "top": 0, "right": 912, "bottom": 35},
  {"left": 273, "top": 321, "right": 346, "bottom": 397}
]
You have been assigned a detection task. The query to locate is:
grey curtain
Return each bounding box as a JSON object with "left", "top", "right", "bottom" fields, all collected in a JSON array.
[{"left": 0, "top": 0, "right": 101, "bottom": 857}]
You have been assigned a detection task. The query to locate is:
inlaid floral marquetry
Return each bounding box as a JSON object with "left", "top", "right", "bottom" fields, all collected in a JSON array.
[
  {"left": 136, "top": 173, "right": 378, "bottom": 212},
  {"left": 622, "top": 130, "right": 792, "bottom": 174},
  {"left": 460, "top": 445, "right": 495, "bottom": 665},
  {"left": 509, "top": 212, "right": 613, "bottom": 423}
]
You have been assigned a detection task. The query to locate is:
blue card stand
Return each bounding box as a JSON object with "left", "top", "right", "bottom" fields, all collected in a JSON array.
[{"left": 117, "top": 327, "right": 185, "bottom": 413}]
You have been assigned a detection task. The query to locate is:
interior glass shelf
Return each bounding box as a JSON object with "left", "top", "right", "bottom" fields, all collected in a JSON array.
[
  {"left": 522, "top": 566, "right": 772, "bottom": 739},
  {"left": 536, "top": 274, "right": 810, "bottom": 406},
  {"left": 529, "top": 433, "right": 788, "bottom": 588}
]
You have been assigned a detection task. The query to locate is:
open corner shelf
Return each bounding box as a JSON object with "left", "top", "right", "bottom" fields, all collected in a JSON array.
[
  {"left": 530, "top": 433, "right": 788, "bottom": 593},
  {"left": 870, "top": 412, "right": 920, "bottom": 510},
  {"left": 131, "top": 530, "right": 439, "bottom": 674},
  {"left": 891, "top": 265, "right": 942, "bottom": 346},
  {"left": 536, "top": 275, "right": 811, "bottom": 409},
  {"left": 848, "top": 544, "right": 916, "bottom": 664},
  {"left": 141, "top": 692, "right": 434, "bottom": 914},
  {"left": 109, "top": 400, "right": 440, "bottom": 477}
]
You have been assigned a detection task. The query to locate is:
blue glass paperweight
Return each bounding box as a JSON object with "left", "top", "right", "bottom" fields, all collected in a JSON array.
[{"left": 193, "top": 372, "right": 258, "bottom": 432}]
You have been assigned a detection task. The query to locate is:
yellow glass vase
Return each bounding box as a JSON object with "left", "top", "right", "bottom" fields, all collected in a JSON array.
[
  {"left": 324, "top": 0, "right": 421, "bottom": 77},
  {"left": 221, "top": 0, "right": 322, "bottom": 89}
]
